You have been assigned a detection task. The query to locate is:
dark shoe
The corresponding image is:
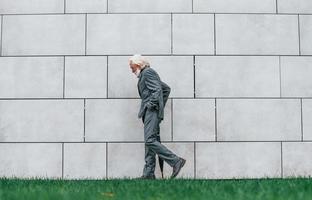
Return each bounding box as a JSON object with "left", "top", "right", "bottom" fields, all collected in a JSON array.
[
  {"left": 137, "top": 175, "right": 156, "bottom": 180},
  {"left": 171, "top": 158, "right": 186, "bottom": 179}
]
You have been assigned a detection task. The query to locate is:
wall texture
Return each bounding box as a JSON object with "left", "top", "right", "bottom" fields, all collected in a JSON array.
[{"left": 0, "top": 0, "right": 312, "bottom": 179}]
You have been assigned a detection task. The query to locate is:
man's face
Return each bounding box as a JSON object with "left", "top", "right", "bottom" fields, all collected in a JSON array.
[{"left": 129, "top": 62, "right": 140, "bottom": 73}]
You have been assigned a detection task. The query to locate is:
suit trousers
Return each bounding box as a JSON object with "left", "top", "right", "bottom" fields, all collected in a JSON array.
[{"left": 142, "top": 107, "right": 180, "bottom": 177}]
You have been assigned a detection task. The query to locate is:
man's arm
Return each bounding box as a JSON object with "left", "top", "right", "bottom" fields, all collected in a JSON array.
[
  {"left": 161, "top": 82, "right": 171, "bottom": 107},
  {"left": 144, "top": 69, "right": 162, "bottom": 109}
]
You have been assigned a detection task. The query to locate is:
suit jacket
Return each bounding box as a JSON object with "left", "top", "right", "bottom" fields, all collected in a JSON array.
[{"left": 137, "top": 66, "right": 171, "bottom": 121}]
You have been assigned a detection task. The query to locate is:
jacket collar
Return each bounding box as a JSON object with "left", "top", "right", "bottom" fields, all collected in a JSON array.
[{"left": 138, "top": 65, "right": 149, "bottom": 79}]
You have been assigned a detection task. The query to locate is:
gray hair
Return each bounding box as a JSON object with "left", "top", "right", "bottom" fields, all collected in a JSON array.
[{"left": 128, "top": 54, "right": 150, "bottom": 68}]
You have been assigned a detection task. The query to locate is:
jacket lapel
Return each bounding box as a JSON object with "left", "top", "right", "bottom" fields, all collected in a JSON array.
[{"left": 137, "top": 66, "right": 148, "bottom": 97}]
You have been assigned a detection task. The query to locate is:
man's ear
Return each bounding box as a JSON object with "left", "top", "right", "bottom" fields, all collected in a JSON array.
[{"left": 136, "top": 64, "right": 142, "bottom": 70}]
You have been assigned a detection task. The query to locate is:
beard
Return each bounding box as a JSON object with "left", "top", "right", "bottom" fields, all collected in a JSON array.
[{"left": 134, "top": 69, "right": 141, "bottom": 78}]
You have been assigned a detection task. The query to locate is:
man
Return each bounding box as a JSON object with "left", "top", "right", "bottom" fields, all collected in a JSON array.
[{"left": 129, "top": 54, "right": 186, "bottom": 179}]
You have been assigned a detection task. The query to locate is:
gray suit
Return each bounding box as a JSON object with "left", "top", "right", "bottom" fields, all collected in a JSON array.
[
  {"left": 137, "top": 66, "right": 180, "bottom": 177},
  {"left": 138, "top": 66, "right": 170, "bottom": 121}
]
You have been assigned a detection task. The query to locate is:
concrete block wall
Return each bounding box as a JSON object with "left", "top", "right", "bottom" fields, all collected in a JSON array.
[{"left": 0, "top": 0, "right": 312, "bottom": 179}]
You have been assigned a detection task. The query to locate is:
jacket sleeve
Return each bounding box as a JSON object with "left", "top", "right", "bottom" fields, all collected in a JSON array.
[
  {"left": 144, "top": 69, "right": 162, "bottom": 109},
  {"left": 161, "top": 81, "right": 171, "bottom": 107}
]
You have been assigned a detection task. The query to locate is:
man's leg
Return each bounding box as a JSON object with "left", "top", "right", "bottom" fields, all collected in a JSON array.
[
  {"left": 142, "top": 117, "right": 162, "bottom": 177},
  {"left": 143, "top": 109, "right": 180, "bottom": 167},
  {"left": 142, "top": 113, "right": 156, "bottom": 177},
  {"left": 143, "top": 144, "right": 156, "bottom": 177}
]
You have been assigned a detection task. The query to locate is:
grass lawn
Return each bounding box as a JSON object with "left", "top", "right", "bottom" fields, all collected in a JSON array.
[{"left": 0, "top": 177, "right": 312, "bottom": 200}]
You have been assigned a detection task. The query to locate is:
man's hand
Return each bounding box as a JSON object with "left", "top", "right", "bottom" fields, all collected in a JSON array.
[{"left": 146, "top": 102, "right": 159, "bottom": 110}]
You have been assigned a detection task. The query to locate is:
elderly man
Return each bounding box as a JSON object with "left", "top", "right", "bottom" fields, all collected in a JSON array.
[{"left": 129, "top": 54, "right": 186, "bottom": 179}]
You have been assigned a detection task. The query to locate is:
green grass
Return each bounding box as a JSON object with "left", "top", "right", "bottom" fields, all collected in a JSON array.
[{"left": 1, "top": 177, "right": 312, "bottom": 200}]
